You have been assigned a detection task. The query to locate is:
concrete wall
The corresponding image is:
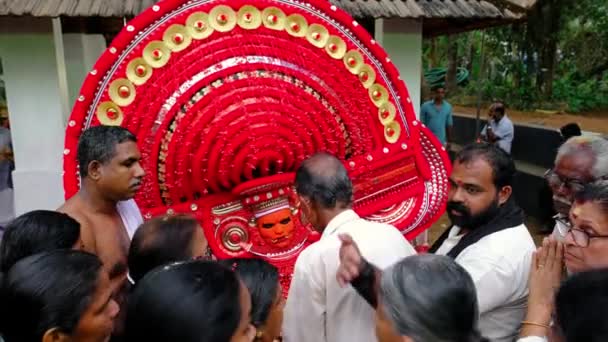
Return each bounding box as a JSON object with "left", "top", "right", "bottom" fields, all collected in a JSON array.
[
  {"left": 63, "top": 33, "right": 106, "bottom": 107},
  {"left": 375, "top": 19, "right": 423, "bottom": 118}
]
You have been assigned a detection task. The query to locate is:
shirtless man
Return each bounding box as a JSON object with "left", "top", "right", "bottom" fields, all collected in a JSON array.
[{"left": 59, "top": 126, "right": 144, "bottom": 335}]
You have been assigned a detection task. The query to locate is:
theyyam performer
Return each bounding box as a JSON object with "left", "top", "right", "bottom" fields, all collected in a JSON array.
[{"left": 63, "top": 0, "right": 451, "bottom": 294}]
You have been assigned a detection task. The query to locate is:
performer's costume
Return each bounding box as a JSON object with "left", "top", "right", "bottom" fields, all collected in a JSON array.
[{"left": 63, "top": 0, "right": 451, "bottom": 294}]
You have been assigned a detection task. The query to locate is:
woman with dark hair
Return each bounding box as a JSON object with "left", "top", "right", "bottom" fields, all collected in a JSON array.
[
  {"left": 220, "top": 258, "right": 284, "bottom": 342},
  {"left": 375, "top": 254, "right": 487, "bottom": 342},
  {"left": 125, "top": 260, "right": 256, "bottom": 342},
  {"left": 0, "top": 250, "right": 119, "bottom": 342},
  {"left": 128, "top": 214, "right": 211, "bottom": 283},
  {"left": 0, "top": 210, "right": 81, "bottom": 273}
]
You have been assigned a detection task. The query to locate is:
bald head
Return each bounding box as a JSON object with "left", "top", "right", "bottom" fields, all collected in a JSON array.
[{"left": 295, "top": 153, "right": 353, "bottom": 208}]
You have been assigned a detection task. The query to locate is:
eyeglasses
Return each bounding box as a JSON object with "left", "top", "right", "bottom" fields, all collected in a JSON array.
[
  {"left": 544, "top": 169, "right": 587, "bottom": 194},
  {"left": 556, "top": 216, "right": 608, "bottom": 247}
]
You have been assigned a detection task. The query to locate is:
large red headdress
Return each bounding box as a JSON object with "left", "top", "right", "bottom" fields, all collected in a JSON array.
[{"left": 63, "top": 0, "right": 451, "bottom": 292}]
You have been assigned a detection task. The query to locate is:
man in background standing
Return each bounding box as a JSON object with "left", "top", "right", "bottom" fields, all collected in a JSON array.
[{"left": 420, "top": 86, "right": 454, "bottom": 149}]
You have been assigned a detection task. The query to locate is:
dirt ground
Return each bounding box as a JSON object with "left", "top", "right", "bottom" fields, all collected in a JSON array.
[{"left": 453, "top": 105, "right": 608, "bottom": 135}]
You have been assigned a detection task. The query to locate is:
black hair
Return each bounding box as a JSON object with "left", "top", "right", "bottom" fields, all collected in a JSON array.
[
  {"left": 77, "top": 125, "right": 137, "bottom": 178},
  {"left": 556, "top": 268, "right": 608, "bottom": 342},
  {"left": 125, "top": 261, "right": 244, "bottom": 342},
  {"left": 492, "top": 101, "right": 506, "bottom": 116},
  {"left": 380, "top": 254, "right": 488, "bottom": 342},
  {"left": 0, "top": 210, "right": 80, "bottom": 273},
  {"left": 454, "top": 143, "right": 516, "bottom": 189},
  {"left": 295, "top": 152, "right": 353, "bottom": 208},
  {"left": 560, "top": 123, "right": 582, "bottom": 140},
  {"left": 128, "top": 214, "right": 201, "bottom": 283},
  {"left": 574, "top": 180, "right": 608, "bottom": 214},
  {"left": 0, "top": 250, "right": 102, "bottom": 342},
  {"left": 219, "top": 258, "right": 280, "bottom": 327}
]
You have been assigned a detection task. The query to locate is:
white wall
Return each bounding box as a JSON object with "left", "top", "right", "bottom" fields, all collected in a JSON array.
[
  {"left": 63, "top": 33, "right": 106, "bottom": 106},
  {"left": 0, "top": 20, "right": 66, "bottom": 215},
  {"left": 375, "top": 19, "right": 423, "bottom": 118}
]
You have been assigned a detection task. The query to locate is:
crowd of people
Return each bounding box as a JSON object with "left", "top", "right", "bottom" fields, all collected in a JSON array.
[{"left": 0, "top": 123, "right": 607, "bottom": 342}]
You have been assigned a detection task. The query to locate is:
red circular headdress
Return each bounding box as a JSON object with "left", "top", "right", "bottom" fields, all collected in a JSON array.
[{"left": 63, "top": 0, "right": 451, "bottom": 293}]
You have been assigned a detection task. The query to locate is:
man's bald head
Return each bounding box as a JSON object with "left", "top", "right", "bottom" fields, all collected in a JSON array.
[{"left": 295, "top": 153, "right": 353, "bottom": 209}]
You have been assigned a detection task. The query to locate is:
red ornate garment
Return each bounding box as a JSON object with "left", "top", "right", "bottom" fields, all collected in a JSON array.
[{"left": 63, "top": 0, "right": 451, "bottom": 293}]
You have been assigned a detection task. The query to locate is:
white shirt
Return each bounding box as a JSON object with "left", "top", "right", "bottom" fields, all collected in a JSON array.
[
  {"left": 481, "top": 115, "right": 514, "bottom": 153},
  {"left": 435, "top": 224, "right": 536, "bottom": 342},
  {"left": 117, "top": 199, "right": 143, "bottom": 239},
  {"left": 283, "top": 210, "right": 416, "bottom": 342}
]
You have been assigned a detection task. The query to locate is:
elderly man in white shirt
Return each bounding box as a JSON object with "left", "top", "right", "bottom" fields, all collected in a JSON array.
[
  {"left": 283, "top": 153, "right": 415, "bottom": 342},
  {"left": 339, "top": 144, "right": 535, "bottom": 342}
]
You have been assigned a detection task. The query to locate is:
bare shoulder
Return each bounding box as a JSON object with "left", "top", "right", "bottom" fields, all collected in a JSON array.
[{"left": 58, "top": 196, "right": 97, "bottom": 252}]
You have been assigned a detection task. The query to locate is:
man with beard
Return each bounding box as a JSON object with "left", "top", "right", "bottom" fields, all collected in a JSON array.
[
  {"left": 547, "top": 136, "right": 608, "bottom": 240},
  {"left": 336, "top": 143, "right": 535, "bottom": 342},
  {"left": 59, "top": 126, "right": 145, "bottom": 338}
]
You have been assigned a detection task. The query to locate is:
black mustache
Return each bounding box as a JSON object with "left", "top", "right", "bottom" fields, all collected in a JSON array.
[{"left": 447, "top": 201, "right": 469, "bottom": 215}]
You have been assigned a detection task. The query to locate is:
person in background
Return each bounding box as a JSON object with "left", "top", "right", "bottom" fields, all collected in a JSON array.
[
  {"left": 0, "top": 105, "right": 13, "bottom": 229},
  {"left": 480, "top": 101, "right": 514, "bottom": 153},
  {"left": 0, "top": 210, "right": 82, "bottom": 273},
  {"left": 124, "top": 261, "right": 256, "bottom": 342},
  {"left": 420, "top": 86, "right": 453, "bottom": 149},
  {"left": 546, "top": 136, "right": 608, "bottom": 240},
  {"left": 0, "top": 250, "right": 119, "bottom": 342},
  {"left": 220, "top": 258, "right": 284, "bottom": 342},
  {"left": 559, "top": 123, "right": 582, "bottom": 141},
  {"left": 282, "top": 153, "right": 416, "bottom": 342},
  {"left": 128, "top": 214, "right": 211, "bottom": 283}
]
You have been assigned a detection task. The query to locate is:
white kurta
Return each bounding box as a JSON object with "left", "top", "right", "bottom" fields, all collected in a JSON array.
[
  {"left": 283, "top": 209, "right": 416, "bottom": 342},
  {"left": 435, "top": 224, "right": 536, "bottom": 342}
]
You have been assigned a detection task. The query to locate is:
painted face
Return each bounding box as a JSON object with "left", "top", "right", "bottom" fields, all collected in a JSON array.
[{"left": 257, "top": 208, "right": 295, "bottom": 248}]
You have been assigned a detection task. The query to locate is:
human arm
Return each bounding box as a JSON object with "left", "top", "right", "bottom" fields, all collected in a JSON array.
[
  {"left": 446, "top": 109, "right": 453, "bottom": 149},
  {"left": 520, "top": 238, "right": 563, "bottom": 339},
  {"left": 336, "top": 234, "right": 381, "bottom": 308},
  {"left": 420, "top": 105, "right": 429, "bottom": 127},
  {"left": 283, "top": 251, "right": 327, "bottom": 342}
]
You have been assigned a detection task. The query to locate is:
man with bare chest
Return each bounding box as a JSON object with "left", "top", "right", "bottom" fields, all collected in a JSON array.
[{"left": 59, "top": 126, "right": 144, "bottom": 336}]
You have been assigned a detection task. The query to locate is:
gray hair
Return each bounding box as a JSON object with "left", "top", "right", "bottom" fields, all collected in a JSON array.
[
  {"left": 379, "top": 255, "right": 486, "bottom": 342},
  {"left": 556, "top": 136, "right": 608, "bottom": 179}
]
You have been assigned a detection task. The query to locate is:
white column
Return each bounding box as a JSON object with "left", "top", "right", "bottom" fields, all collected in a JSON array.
[
  {"left": 375, "top": 18, "right": 423, "bottom": 118},
  {"left": 0, "top": 20, "right": 67, "bottom": 215}
]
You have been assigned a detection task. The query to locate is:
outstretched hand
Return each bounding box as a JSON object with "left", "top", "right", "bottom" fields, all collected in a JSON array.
[{"left": 336, "top": 233, "right": 363, "bottom": 287}]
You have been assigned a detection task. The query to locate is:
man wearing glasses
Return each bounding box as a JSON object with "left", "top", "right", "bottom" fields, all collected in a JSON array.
[{"left": 545, "top": 136, "right": 608, "bottom": 240}]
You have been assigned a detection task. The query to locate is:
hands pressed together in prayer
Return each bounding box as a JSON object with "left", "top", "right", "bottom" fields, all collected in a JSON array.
[{"left": 521, "top": 237, "right": 564, "bottom": 338}]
